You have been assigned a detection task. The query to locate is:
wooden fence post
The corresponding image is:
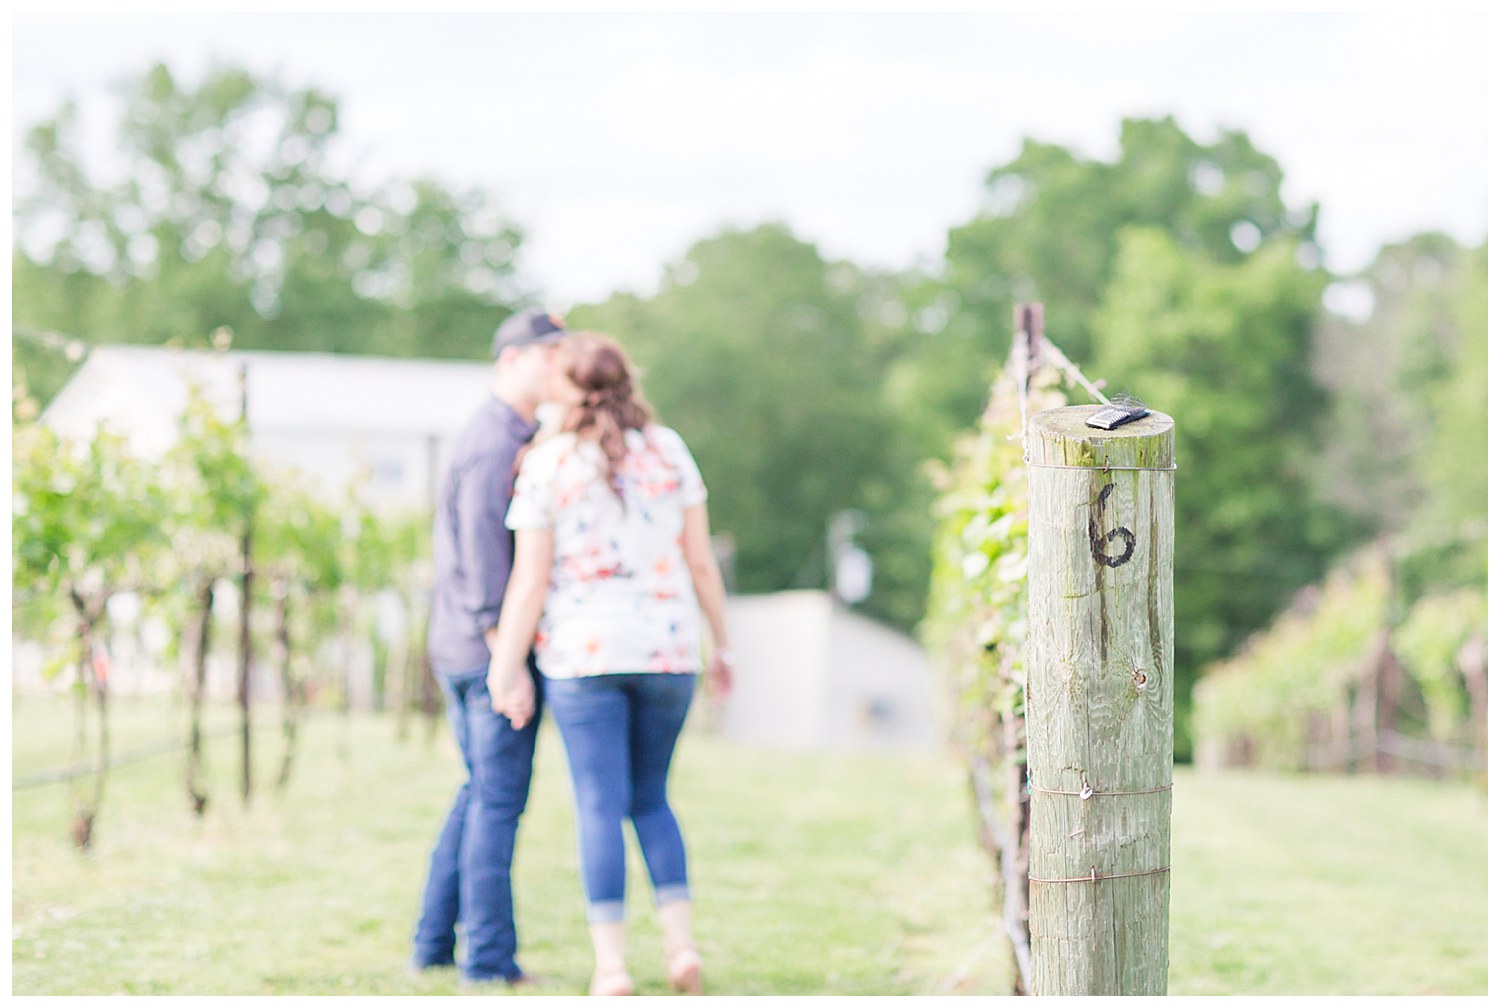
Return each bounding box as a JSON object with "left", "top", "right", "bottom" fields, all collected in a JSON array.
[{"left": 1025, "top": 404, "right": 1175, "bottom": 995}]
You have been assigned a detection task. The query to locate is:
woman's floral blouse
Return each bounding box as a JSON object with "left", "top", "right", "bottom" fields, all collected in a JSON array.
[{"left": 506, "top": 424, "right": 708, "bottom": 679}]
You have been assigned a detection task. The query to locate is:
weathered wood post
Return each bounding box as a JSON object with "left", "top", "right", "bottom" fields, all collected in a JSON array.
[{"left": 1025, "top": 404, "right": 1175, "bottom": 995}]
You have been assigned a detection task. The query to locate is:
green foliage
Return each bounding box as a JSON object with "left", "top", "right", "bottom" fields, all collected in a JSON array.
[
  {"left": 342, "top": 500, "right": 430, "bottom": 596},
  {"left": 574, "top": 224, "right": 930, "bottom": 628},
  {"left": 923, "top": 359, "right": 1066, "bottom": 767},
  {"left": 246, "top": 457, "right": 435, "bottom": 715},
  {"left": 1396, "top": 240, "right": 1487, "bottom": 596},
  {"left": 1189, "top": 234, "right": 1488, "bottom": 770},
  {"left": 137, "top": 379, "right": 264, "bottom": 678},
  {"left": 1191, "top": 550, "right": 1391, "bottom": 771},
  {"left": 1314, "top": 235, "right": 1487, "bottom": 599},
  {"left": 164, "top": 381, "right": 262, "bottom": 547},
  {"left": 13, "top": 419, "right": 171, "bottom": 634},
  {"left": 908, "top": 122, "right": 1347, "bottom": 759},
  {"left": 1089, "top": 229, "right": 1350, "bottom": 754},
  {"left": 12, "top": 413, "right": 175, "bottom": 844},
  {"left": 931, "top": 117, "right": 1319, "bottom": 445},
  {"left": 1391, "top": 589, "right": 1486, "bottom": 743},
  {"left": 921, "top": 352, "right": 1080, "bottom": 986},
  {"left": 255, "top": 480, "right": 345, "bottom": 595},
  {"left": 249, "top": 471, "right": 434, "bottom": 711},
  {"left": 13, "top": 66, "right": 1484, "bottom": 781},
  {"left": 13, "top": 374, "right": 426, "bottom": 721},
  {"left": 1192, "top": 545, "right": 1484, "bottom": 771},
  {"left": 12, "top": 61, "right": 528, "bottom": 409},
  {"left": 244, "top": 480, "right": 344, "bottom": 713}
]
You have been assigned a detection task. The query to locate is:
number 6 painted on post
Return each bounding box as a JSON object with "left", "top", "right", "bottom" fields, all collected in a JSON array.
[{"left": 1088, "top": 483, "right": 1135, "bottom": 568}]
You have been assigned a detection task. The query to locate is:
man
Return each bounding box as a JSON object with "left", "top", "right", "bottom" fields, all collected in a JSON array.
[{"left": 411, "top": 309, "right": 570, "bottom": 986}]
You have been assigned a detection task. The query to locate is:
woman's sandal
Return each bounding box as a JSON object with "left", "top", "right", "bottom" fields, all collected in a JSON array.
[
  {"left": 589, "top": 968, "right": 635, "bottom": 997},
  {"left": 666, "top": 947, "right": 702, "bottom": 995}
]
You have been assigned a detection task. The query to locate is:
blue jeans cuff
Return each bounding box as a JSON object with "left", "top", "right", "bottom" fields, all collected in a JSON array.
[
  {"left": 586, "top": 899, "right": 627, "bottom": 924},
  {"left": 654, "top": 883, "right": 692, "bottom": 907}
]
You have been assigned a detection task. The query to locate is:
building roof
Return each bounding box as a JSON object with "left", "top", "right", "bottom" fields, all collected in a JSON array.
[{"left": 41, "top": 345, "right": 493, "bottom": 459}]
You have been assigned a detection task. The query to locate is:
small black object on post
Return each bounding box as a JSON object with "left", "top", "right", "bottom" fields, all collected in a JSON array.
[{"left": 1085, "top": 393, "right": 1151, "bottom": 431}]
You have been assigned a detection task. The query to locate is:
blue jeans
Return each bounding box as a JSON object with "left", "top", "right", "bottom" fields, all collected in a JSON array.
[
  {"left": 544, "top": 673, "right": 698, "bottom": 924},
  {"left": 412, "top": 661, "right": 541, "bottom": 981}
]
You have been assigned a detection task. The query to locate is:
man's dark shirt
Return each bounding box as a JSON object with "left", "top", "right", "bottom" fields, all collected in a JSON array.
[{"left": 428, "top": 396, "right": 539, "bottom": 673}]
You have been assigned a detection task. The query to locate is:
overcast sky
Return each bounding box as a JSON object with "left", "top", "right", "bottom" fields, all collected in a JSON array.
[{"left": 9, "top": 9, "right": 1491, "bottom": 309}]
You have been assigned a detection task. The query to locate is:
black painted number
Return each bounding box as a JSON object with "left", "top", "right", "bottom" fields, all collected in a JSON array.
[{"left": 1089, "top": 483, "right": 1136, "bottom": 568}]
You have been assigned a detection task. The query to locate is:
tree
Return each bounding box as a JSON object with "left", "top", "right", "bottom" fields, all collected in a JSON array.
[
  {"left": 1089, "top": 228, "right": 1346, "bottom": 756},
  {"left": 575, "top": 224, "right": 930, "bottom": 627},
  {"left": 12, "top": 61, "right": 529, "bottom": 408},
  {"left": 1314, "top": 235, "right": 1487, "bottom": 600},
  {"left": 909, "top": 120, "right": 1340, "bottom": 757},
  {"left": 926, "top": 117, "right": 1320, "bottom": 451},
  {"left": 360, "top": 180, "right": 530, "bottom": 360}
]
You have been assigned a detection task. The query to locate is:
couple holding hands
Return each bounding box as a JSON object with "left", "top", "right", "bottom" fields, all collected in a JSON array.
[{"left": 412, "top": 310, "right": 733, "bottom": 996}]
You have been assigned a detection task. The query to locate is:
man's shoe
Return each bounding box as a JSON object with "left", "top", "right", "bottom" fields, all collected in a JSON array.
[
  {"left": 459, "top": 971, "right": 533, "bottom": 989},
  {"left": 408, "top": 958, "right": 455, "bottom": 977}
]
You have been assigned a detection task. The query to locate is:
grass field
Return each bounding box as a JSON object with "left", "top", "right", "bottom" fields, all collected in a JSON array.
[{"left": 9, "top": 693, "right": 1489, "bottom": 996}]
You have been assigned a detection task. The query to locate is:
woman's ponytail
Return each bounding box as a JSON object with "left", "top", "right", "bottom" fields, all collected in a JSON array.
[{"left": 558, "top": 335, "right": 653, "bottom": 499}]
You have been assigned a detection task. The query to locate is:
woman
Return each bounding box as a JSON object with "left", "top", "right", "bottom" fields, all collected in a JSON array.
[{"left": 485, "top": 332, "right": 733, "bottom": 996}]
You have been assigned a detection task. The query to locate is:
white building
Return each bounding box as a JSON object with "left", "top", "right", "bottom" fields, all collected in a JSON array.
[
  {"left": 716, "top": 591, "right": 939, "bottom": 750},
  {"left": 41, "top": 344, "right": 493, "bottom": 512}
]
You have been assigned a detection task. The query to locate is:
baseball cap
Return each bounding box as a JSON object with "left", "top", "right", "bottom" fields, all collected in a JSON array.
[{"left": 491, "top": 309, "right": 571, "bottom": 357}]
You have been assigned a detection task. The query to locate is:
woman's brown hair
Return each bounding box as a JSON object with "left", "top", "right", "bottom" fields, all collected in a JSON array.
[{"left": 559, "top": 333, "right": 654, "bottom": 498}]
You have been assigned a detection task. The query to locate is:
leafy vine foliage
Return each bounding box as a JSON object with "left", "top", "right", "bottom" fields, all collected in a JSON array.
[
  {"left": 922, "top": 352, "right": 1067, "bottom": 993},
  {"left": 1193, "top": 549, "right": 1487, "bottom": 775},
  {"left": 158, "top": 381, "right": 263, "bottom": 814},
  {"left": 13, "top": 421, "right": 170, "bottom": 847},
  {"left": 12, "top": 376, "right": 435, "bottom": 843}
]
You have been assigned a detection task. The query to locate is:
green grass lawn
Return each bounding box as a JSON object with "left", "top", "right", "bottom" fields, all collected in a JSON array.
[{"left": 10, "top": 693, "right": 1488, "bottom": 995}]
